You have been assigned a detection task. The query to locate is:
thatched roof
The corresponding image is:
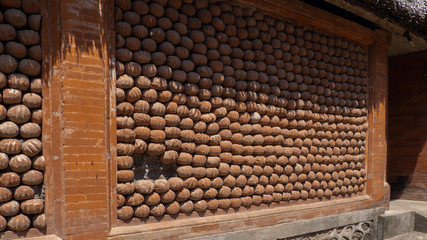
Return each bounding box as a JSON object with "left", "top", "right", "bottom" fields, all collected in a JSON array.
[{"left": 345, "top": 0, "right": 427, "bottom": 39}]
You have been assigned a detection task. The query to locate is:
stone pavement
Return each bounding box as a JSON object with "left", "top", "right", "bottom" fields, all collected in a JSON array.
[
  {"left": 387, "top": 231, "right": 427, "bottom": 240},
  {"left": 382, "top": 200, "right": 427, "bottom": 239}
]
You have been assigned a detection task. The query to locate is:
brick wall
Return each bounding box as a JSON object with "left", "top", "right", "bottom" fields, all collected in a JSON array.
[
  {"left": 42, "top": 0, "right": 115, "bottom": 239},
  {"left": 388, "top": 51, "right": 427, "bottom": 201}
]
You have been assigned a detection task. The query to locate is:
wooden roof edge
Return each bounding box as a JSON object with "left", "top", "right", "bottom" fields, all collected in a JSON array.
[{"left": 323, "top": 0, "right": 427, "bottom": 45}]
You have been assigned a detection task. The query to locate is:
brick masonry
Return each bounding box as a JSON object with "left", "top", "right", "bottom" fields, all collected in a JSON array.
[
  {"left": 388, "top": 51, "right": 427, "bottom": 201},
  {"left": 41, "top": 0, "right": 115, "bottom": 239}
]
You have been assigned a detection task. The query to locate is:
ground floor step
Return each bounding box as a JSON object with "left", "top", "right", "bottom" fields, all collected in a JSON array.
[
  {"left": 378, "top": 200, "right": 427, "bottom": 239},
  {"left": 386, "top": 231, "right": 427, "bottom": 240}
]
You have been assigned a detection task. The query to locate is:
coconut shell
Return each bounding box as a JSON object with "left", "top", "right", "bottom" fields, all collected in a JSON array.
[
  {"left": 150, "top": 203, "right": 166, "bottom": 216},
  {"left": 135, "top": 180, "right": 154, "bottom": 194},
  {"left": 131, "top": 0, "right": 148, "bottom": 14},
  {"left": 21, "top": 170, "right": 43, "bottom": 185},
  {"left": 0, "top": 187, "right": 12, "bottom": 203},
  {"left": 0, "top": 105, "right": 7, "bottom": 120},
  {"left": 117, "top": 156, "right": 133, "bottom": 169},
  {"left": 0, "top": 172, "right": 19, "bottom": 188},
  {"left": 193, "top": 200, "right": 207, "bottom": 212},
  {"left": 24, "top": 14, "right": 42, "bottom": 30},
  {"left": 133, "top": 204, "right": 150, "bottom": 218},
  {"left": 117, "top": 170, "right": 134, "bottom": 182},
  {"left": 125, "top": 193, "right": 144, "bottom": 206},
  {"left": 117, "top": 206, "right": 133, "bottom": 220},
  {"left": 141, "top": 89, "right": 157, "bottom": 103},
  {"left": 116, "top": 20, "right": 132, "bottom": 36},
  {"left": 216, "top": 198, "right": 230, "bottom": 209},
  {"left": 6, "top": 214, "right": 30, "bottom": 232},
  {"left": 117, "top": 74, "right": 134, "bottom": 89},
  {"left": 19, "top": 123, "right": 41, "bottom": 138},
  {"left": 179, "top": 200, "right": 194, "bottom": 213},
  {"left": 22, "top": 93, "right": 41, "bottom": 108},
  {"left": 22, "top": 138, "right": 42, "bottom": 156},
  {"left": 144, "top": 192, "right": 161, "bottom": 206},
  {"left": 133, "top": 113, "right": 150, "bottom": 127},
  {"left": 13, "top": 185, "right": 35, "bottom": 201},
  {"left": 116, "top": 116, "right": 134, "bottom": 129},
  {"left": 8, "top": 74, "right": 29, "bottom": 91},
  {"left": 20, "top": 198, "right": 43, "bottom": 214},
  {"left": 117, "top": 194, "right": 125, "bottom": 207},
  {"left": 165, "top": 114, "right": 180, "bottom": 127},
  {"left": 27, "top": 77, "right": 41, "bottom": 96},
  {"left": 116, "top": 128, "right": 136, "bottom": 143},
  {"left": 175, "top": 188, "right": 190, "bottom": 202},
  {"left": 0, "top": 72, "right": 7, "bottom": 88},
  {"left": 160, "top": 190, "right": 175, "bottom": 203},
  {"left": 7, "top": 104, "right": 31, "bottom": 124},
  {"left": 5, "top": 41, "right": 27, "bottom": 59},
  {"left": 160, "top": 150, "right": 178, "bottom": 164},
  {"left": 146, "top": 143, "right": 165, "bottom": 155},
  {"left": 165, "top": 139, "right": 182, "bottom": 151},
  {"left": 0, "top": 139, "right": 21, "bottom": 154},
  {"left": 165, "top": 201, "right": 180, "bottom": 215},
  {"left": 176, "top": 166, "right": 193, "bottom": 178},
  {"left": 3, "top": 88, "right": 22, "bottom": 104},
  {"left": 0, "top": 24, "right": 16, "bottom": 42},
  {"left": 16, "top": 29, "right": 40, "bottom": 46},
  {"left": 132, "top": 50, "right": 150, "bottom": 65},
  {"left": 9, "top": 154, "right": 31, "bottom": 173},
  {"left": 0, "top": 121, "right": 19, "bottom": 138},
  {"left": 32, "top": 213, "right": 45, "bottom": 229},
  {"left": 124, "top": 62, "right": 142, "bottom": 77},
  {"left": 0, "top": 200, "right": 19, "bottom": 216},
  {"left": 149, "top": 102, "right": 166, "bottom": 116},
  {"left": 134, "top": 139, "right": 147, "bottom": 153},
  {"left": 117, "top": 48, "right": 134, "bottom": 62},
  {"left": 0, "top": 54, "right": 18, "bottom": 73},
  {"left": 134, "top": 100, "right": 150, "bottom": 114},
  {"left": 182, "top": 177, "right": 196, "bottom": 190}
]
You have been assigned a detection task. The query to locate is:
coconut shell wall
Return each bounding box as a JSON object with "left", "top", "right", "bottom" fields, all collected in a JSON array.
[
  {"left": 0, "top": 0, "right": 44, "bottom": 233},
  {"left": 114, "top": 0, "right": 369, "bottom": 221}
]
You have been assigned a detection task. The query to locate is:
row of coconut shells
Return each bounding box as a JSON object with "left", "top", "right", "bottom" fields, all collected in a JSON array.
[{"left": 114, "top": 0, "right": 368, "bottom": 219}]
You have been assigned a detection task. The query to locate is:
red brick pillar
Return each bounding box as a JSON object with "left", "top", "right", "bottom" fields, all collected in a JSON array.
[
  {"left": 366, "top": 29, "right": 391, "bottom": 206},
  {"left": 43, "top": 0, "right": 115, "bottom": 239}
]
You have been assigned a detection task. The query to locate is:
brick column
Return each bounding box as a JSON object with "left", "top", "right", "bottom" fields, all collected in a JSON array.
[
  {"left": 43, "top": 0, "right": 115, "bottom": 239},
  {"left": 366, "top": 29, "right": 391, "bottom": 206}
]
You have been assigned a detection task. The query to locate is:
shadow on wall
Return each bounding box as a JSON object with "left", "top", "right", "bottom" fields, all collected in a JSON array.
[
  {"left": 387, "top": 51, "right": 427, "bottom": 200},
  {"left": 44, "top": 0, "right": 109, "bottom": 70}
]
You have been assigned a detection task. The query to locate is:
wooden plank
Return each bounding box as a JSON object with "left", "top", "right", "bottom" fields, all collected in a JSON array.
[{"left": 228, "top": 0, "right": 375, "bottom": 46}]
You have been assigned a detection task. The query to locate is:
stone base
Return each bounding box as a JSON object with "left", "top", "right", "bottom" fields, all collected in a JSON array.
[
  {"left": 190, "top": 207, "right": 384, "bottom": 240},
  {"left": 283, "top": 221, "right": 374, "bottom": 240}
]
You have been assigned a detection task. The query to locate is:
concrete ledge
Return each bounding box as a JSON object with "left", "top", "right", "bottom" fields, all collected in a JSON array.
[
  {"left": 190, "top": 207, "right": 384, "bottom": 240},
  {"left": 378, "top": 211, "right": 415, "bottom": 239}
]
